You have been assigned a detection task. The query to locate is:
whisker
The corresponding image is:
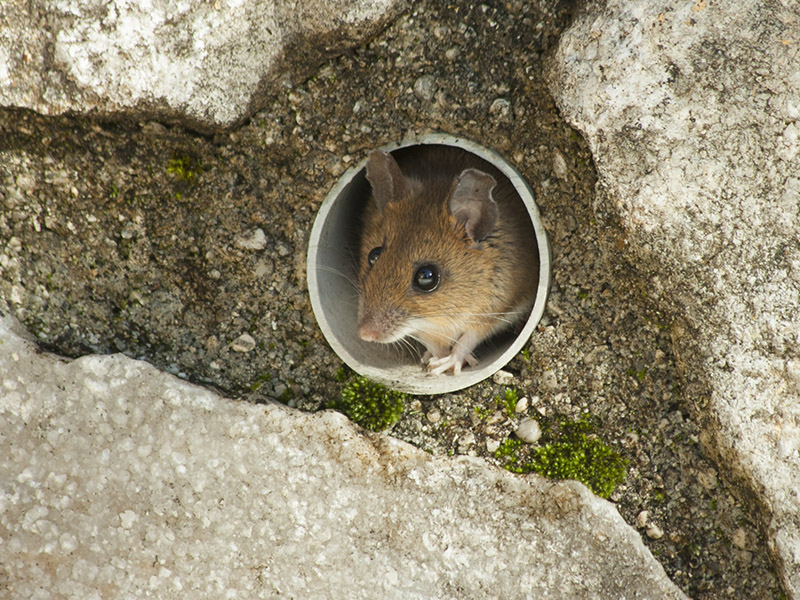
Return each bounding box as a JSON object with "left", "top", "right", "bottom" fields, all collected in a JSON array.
[{"left": 315, "top": 264, "right": 361, "bottom": 292}]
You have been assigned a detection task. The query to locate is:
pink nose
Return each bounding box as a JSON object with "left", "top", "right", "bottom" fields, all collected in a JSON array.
[{"left": 358, "top": 323, "right": 380, "bottom": 342}]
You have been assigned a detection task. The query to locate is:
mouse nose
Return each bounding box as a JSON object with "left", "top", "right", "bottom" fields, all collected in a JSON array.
[
  {"left": 358, "top": 309, "right": 396, "bottom": 343},
  {"left": 358, "top": 322, "right": 381, "bottom": 342}
]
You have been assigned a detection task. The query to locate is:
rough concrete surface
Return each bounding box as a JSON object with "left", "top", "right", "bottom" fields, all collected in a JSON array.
[
  {"left": 0, "top": 0, "right": 792, "bottom": 597},
  {"left": 0, "top": 315, "right": 688, "bottom": 599},
  {"left": 547, "top": 0, "right": 800, "bottom": 596},
  {"left": 0, "top": 0, "right": 404, "bottom": 130}
]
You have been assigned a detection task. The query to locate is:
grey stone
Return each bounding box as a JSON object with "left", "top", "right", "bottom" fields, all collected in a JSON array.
[
  {"left": 0, "top": 315, "right": 687, "bottom": 599},
  {"left": 0, "top": 0, "right": 404, "bottom": 131},
  {"left": 547, "top": 1, "right": 800, "bottom": 596}
]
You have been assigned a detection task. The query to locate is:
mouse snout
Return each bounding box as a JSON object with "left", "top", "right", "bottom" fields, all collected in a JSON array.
[
  {"left": 358, "top": 323, "right": 381, "bottom": 343},
  {"left": 357, "top": 308, "right": 404, "bottom": 344}
]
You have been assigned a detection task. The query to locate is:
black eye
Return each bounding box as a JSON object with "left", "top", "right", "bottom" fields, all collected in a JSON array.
[
  {"left": 368, "top": 246, "right": 383, "bottom": 266},
  {"left": 413, "top": 264, "right": 440, "bottom": 292}
]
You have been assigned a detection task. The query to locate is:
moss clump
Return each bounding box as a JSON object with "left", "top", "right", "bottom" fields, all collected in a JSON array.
[
  {"left": 501, "top": 388, "right": 519, "bottom": 417},
  {"left": 167, "top": 155, "right": 202, "bottom": 182},
  {"left": 331, "top": 375, "right": 406, "bottom": 432},
  {"left": 249, "top": 372, "right": 273, "bottom": 392},
  {"left": 494, "top": 415, "right": 628, "bottom": 499}
]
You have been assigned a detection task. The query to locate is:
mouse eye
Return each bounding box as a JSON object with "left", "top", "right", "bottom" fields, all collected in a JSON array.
[
  {"left": 368, "top": 246, "right": 383, "bottom": 266},
  {"left": 413, "top": 264, "right": 441, "bottom": 292}
]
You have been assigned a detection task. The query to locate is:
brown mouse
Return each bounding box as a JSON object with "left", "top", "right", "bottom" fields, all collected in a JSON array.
[{"left": 356, "top": 145, "right": 539, "bottom": 375}]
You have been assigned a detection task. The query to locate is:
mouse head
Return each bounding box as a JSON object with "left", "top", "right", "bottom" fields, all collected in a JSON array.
[{"left": 357, "top": 150, "right": 500, "bottom": 346}]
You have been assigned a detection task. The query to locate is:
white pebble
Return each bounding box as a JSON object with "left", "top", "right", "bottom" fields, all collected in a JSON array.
[
  {"left": 489, "top": 98, "right": 512, "bottom": 119},
  {"left": 636, "top": 510, "right": 649, "bottom": 528},
  {"left": 732, "top": 528, "right": 747, "bottom": 549},
  {"left": 234, "top": 228, "right": 267, "bottom": 251},
  {"left": 516, "top": 418, "right": 541, "bottom": 444},
  {"left": 515, "top": 396, "right": 529, "bottom": 413},
  {"left": 492, "top": 369, "right": 514, "bottom": 386},
  {"left": 646, "top": 523, "right": 664, "bottom": 539},
  {"left": 486, "top": 438, "right": 501, "bottom": 453},
  {"left": 231, "top": 333, "right": 256, "bottom": 353},
  {"left": 552, "top": 149, "right": 568, "bottom": 180},
  {"left": 413, "top": 75, "right": 437, "bottom": 102}
]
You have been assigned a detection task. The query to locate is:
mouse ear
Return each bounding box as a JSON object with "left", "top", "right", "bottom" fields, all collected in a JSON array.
[
  {"left": 365, "top": 150, "right": 412, "bottom": 214},
  {"left": 449, "top": 168, "right": 498, "bottom": 244}
]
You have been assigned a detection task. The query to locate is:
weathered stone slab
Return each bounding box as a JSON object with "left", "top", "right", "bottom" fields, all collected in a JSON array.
[
  {"left": 0, "top": 0, "right": 403, "bottom": 130},
  {"left": 546, "top": 1, "right": 800, "bottom": 596},
  {"left": 0, "top": 314, "right": 686, "bottom": 599}
]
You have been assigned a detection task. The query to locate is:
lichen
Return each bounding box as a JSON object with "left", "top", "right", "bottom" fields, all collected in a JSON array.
[
  {"left": 331, "top": 375, "right": 406, "bottom": 432},
  {"left": 494, "top": 415, "right": 628, "bottom": 499}
]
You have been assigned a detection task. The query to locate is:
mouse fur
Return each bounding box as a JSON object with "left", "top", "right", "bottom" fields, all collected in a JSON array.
[{"left": 357, "top": 145, "right": 539, "bottom": 375}]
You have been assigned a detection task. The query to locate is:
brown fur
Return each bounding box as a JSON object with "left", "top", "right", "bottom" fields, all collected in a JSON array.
[{"left": 357, "top": 145, "right": 539, "bottom": 365}]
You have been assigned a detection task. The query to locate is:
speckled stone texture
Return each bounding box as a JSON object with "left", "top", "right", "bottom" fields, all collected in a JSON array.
[
  {"left": 546, "top": 1, "right": 800, "bottom": 596},
  {"left": 0, "top": 314, "right": 687, "bottom": 599},
  {"left": 0, "top": 0, "right": 403, "bottom": 130}
]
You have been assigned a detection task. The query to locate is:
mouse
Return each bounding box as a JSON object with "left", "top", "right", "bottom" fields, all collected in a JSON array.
[{"left": 356, "top": 145, "right": 539, "bottom": 375}]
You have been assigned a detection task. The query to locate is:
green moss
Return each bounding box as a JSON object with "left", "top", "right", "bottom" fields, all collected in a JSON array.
[
  {"left": 331, "top": 375, "right": 406, "bottom": 432},
  {"left": 335, "top": 366, "right": 351, "bottom": 382},
  {"left": 167, "top": 155, "right": 202, "bottom": 182},
  {"left": 626, "top": 366, "right": 648, "bottom": 381},
  {"left": 494, "top": 438, "right": 526, "bottom": 473},
  {"left": 493, "top": 415, "right": 628, "bottom": 499},
  {"left": 249, "top": 372, "right": 273, "bottom": 392},
  {"left": 501, "top": 388, "right": 519, "bottom": 417},
  {"left": 278, "top": 386, "right": 295, "bottom": 403},
  {"left": 474, "top": 405, "right": 493, "bottom": 420}
]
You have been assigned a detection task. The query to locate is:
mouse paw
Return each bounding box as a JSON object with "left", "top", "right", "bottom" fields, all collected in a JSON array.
[{"left": 427, "top": 351, "right": 477, "bottom": 375}]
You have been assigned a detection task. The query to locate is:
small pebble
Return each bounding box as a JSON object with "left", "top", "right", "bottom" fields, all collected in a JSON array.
[
  {"left": 552, "top": 149, "right": 568, "bottom": 180},
  {"left": 120, "top": 222, "right": 136, "bottom": 240},
  {"left": 489, "top": 98, "right": 512, "bottom": 120},
  {"left": 486, "top": 438, "right": 501, "bottom": 453},
  {"left": 426, "top": 410, "right": 441, "bottom": 424},
  {"left": 492, "top": 369, "right": 514, "bottom": 386},
  {"left": 732, "top": 528, "right": 747, "bottom": 549},
  {"left": 637, "top": 510, "right": 649, "bottom": 528},
  {"left": 413, "top": 75, "right": 437, "bottom": 102},
  {"left": 646, "top": 523, "right": 664, "bottom": 539},
  {"left": 231, "top": 333, "right": 256, "bottom": 353},
  {"left": 234, "top": 228, "right": 267, "bottom": 251},
  {"left": 515, "top": 396, "right": 529, "bottom": 413},
  {"left": 541, "top": 370, "right": 558, "bottom": 390},
  {"left": 516, "top": 418, "right": 541, "bottom": 444}
]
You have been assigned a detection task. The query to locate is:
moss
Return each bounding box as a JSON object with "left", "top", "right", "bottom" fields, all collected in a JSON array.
[
  {"left": 493, "top": 415, "right": 628, "bottom": 499},
  {"left": 331, "top": 375, "right": 406, "bottom": 432},
  {"left": 626, "top": 366, "right": 648, "bottom": 381},
  {"left": 167, "top": 155, "right": 202, "bottom": 182},
  {"left": 249, "top": 372, "right": 273, "bottom": 392},
  {"left": 501, "top": 388, "right": 518, "bottom": 417},
  {"left": 474, "top": 405, "right": 493, "bottom": 420},
  {"left": 278, "top": 386, "right": 295, "bottom": 403},
  {"left": 494, "top": 438, "right": 526, "bottom": 473},
  {"left": 335, "top": 366, "right": 351, "bottom": 382}
]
